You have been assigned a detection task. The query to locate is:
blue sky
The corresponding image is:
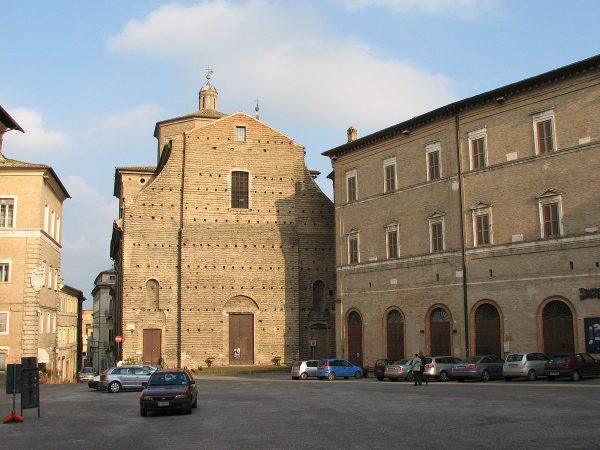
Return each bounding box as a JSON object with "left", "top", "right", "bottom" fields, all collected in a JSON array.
[{"left": 1, "top": 0, "right": 599, "bottom": 302}]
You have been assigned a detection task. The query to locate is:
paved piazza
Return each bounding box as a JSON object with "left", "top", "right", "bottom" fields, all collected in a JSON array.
[{"left": 2, "top": 374, "right": 600, "bottom": 449}]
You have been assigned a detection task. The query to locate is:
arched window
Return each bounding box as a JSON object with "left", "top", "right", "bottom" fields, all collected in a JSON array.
[
  {"left": 146, "top": 279, "right": 159, "bottom": 310},
  {"left": 428, "top": 307, "right": 451, "bottom": 356},
  {"left": 312, "top": 280, "right": 325, "bottom": 312},
  {"left": 386, "top": 309, "right": 405, "bottom": 360},
  {"left": 347, "top": 311, "right": 363, "bottom": 367}
]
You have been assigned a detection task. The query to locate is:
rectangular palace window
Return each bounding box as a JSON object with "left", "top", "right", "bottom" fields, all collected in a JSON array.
[
  {"left": 231, "top": 171, "right": 249, "bottom": 209},
  {"left": 348, "top": 234, "right": 359, "bottom": 264},
  {"left": 346, "top": 171, "right": 357, "bottom": 202},
  {"left": 235, "top": 126, "right": 246, "bottom": 142},
  {"left": 0, "top": 263, "right": 9, "bottom": 283},
  {"left": 427, "top": 146, "right": 441, "bottom": 181},
  {"left": 471, "top": 137, "right": 486, "bottom": 170},
  {"left": 475, "top": 213, "right": 491, "bottom": 245},
  {"left": 542, "top": 202, "right": 560, "bottom": 238},
  {"left": 383, "top": 159, "right": 396, "bottom": 193},
  {"left": 386, "top": 227, "right": 398, "bottom": 259},
  {"left": 536, "top": 119, "right": 554, "bottom": 154},
  {"left": 0, "top": 312, "right": 8, "bottom": 334},
  {"left": 0, "top": 198, "right": 14, "bottom": 228},
  {"left": 430, "top": 221, "right": 444, "bottom": 252}
]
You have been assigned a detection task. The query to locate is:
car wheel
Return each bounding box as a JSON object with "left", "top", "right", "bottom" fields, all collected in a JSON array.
[
  {"left": 481, "top": 370, "right": 490, "bottom": 382},
  {"left": 527, "top": 370, "right": 537, "bottom": 382},
  {"left": 354, "top": 371, "right": 362, "bottom": 379},
  {"left": 108, "top": 381, "right": 122, "bottom": 393},
  {"left": 299, "top": 372, "right": 308, "bottom": 380},
  {"left": 140, "top": 407, "right": 148, "bottom": 417},
  {"left": 440, "top": 371, "right": 449, "bottom": 382},
  {"left": 327, "top": 372, "right": 336, "bottom": 381},
  {"left": 571, "top": 370, "right": 581, "bottom": 382},
  {"left": 376, "top": 376, "right": 384, "bottom": 381}
]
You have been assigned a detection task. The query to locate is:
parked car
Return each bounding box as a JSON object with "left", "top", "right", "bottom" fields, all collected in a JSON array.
[
  {"left": 384, "top": 359, "right": 413, "bottom": 381},
  {"left": 77, "top": 366, "right": 95, "bottom": 383},
  {"left": 88, "top": 374, "right": 101, "bottom": 390},
  {"left": 503, "top": 352, "right": 550, "bottom": 381},
  {"left": 423, "top": 356, "right": 463, "bottom": 382},
  {"left": 545, "top": 353, "right": 600, "bottom": 381},
  {"left": 317, "top": 359, "right": 364, "bottom": 381},
  {"left": 374, "top": 359, "right": 390, "bottom": 381},
  {"left": 140, "top": 369, "right": 198, "bottom": 416},
  {"left": 100, "top": 365, "right": 156, "bottom": 393},
  {"left": 452, "top": 355, "right": 505, "bottom": 381},
  {"left": 291, "top": 360, "right": 320, "bottom": 380}
]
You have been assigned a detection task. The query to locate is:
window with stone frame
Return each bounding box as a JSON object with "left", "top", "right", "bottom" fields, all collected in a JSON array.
[
  {"left": 426, "top": 143, "right": 442, "bottom": 181},
  {"left": 0, "top": 312, "right": 8, "bottom": 334},
  {"left": 386, "top": 225, "right": 399, "bottom": 259},
  {"left": 430, "top": 220, "right": 444, "bottom": 253},
  {"left": 383, "top": 158, "right": 396, "bottom": 193},
  {"left": 231, "top": 171, "right": 249, "bottom": 209},
  {"left": 346, "top": 170, "right": 357, "bottom": 202},
  {"left": 538, "top": 190, "right": 563, "bottom": 239},
  {"left": 0, "top": 198, "right": 14, "bottom": 228},
  {"left": 348, "top": 233, "right": 359, "bottom": 264},
  {"left": 533, "top": 110, "right": 556, "bottom": 155},
  {"left": 473, "top": 209, "right": 491, "bottom": 246},
  {"left": 145, "top": 279, "right": 160, "bottom": 309},
  {"left": 0, "top": 263, "right": 9, "bottom": 283},
  {"left": 469, "top": 129, "right": 487, "bottom": 170}
]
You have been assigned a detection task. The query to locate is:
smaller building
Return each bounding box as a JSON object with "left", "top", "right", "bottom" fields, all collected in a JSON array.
[
  {"left": 57, "top": 284, "right": 85, "bottom": 382},
  {"left": 90, "top": 268, "right": 116, "bottom": 371}
]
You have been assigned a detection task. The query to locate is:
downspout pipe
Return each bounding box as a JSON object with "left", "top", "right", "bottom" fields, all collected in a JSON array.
[
  {"left": 454, "top": 110, "right": 470, "bottom": 357},
  {"left": 177, "top": 137, "right": 185, "bottom": 369}
]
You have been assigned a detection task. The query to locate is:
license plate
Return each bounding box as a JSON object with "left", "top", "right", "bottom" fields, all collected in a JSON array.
[
  {"left": 509, "top": 364, "right": 518, "bottom": 368},
  {"left": 157, "top": 401, "right": 169, "bottom": 407},
  {"left": 549, "top": 371, "right": 559, "bottom": 376},
  {"left": 456, "top": 365, "right": 466, "bottom": 369}
]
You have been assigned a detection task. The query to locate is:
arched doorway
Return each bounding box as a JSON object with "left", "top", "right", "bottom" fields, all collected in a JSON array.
[
  {"left": 542, "top": 299, "right": 575, "bottom": 354},
  {"left": 386, "top": 309, "right": 405, "bottom": 361},
  {"left": 429, "top": 307, "right": 451, "bottom": 356},
  {"left": 473, "top": 303, "right": 501, "bottom": 356},
  {"left": 347, "top": 311, "right": 363, "bottom": 367}
]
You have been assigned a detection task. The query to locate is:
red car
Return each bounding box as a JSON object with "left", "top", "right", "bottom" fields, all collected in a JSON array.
[{"left": 544, "top": 353, "right": 600, "bottom": 381}]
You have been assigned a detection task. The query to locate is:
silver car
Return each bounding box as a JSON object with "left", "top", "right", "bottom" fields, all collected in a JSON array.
[
  {"left": 452, "top": 355, "right": 505, "bottom": 381},
  {"left": 100, "top": 365, "right": 157, "bottom": 393},
  {"left": 423, "top": 356, "right": 463, "bottom": 382},
  {"left": 291, "top": 360, "right": 319, "bottom": 380},
  {"left": 503, "top": 352, "right": 550, "bottom": 381},
  {"left": 384, "top": 359, "right": 413, "bottom": 381}
]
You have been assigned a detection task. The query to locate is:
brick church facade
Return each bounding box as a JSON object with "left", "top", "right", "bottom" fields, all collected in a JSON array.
[{"left": 111, "top": 74, "right": 335, "bottom": 368}]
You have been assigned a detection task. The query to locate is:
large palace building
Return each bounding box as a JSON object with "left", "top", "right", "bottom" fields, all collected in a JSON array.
[
  {"left": 111, "top": 74, "right": 335, "bottom": 368},
  {"left": 324, "top": 55, "right": 600, "bottom": 368}
]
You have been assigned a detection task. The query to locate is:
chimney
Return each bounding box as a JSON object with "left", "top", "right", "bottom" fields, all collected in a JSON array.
[{"left": 347, "top": 126, "right": 357, "bottom": 143}]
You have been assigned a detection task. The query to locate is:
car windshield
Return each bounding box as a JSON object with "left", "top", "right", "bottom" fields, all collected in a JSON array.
[
  {"left": 148, "top": 372, "right": 189, "bottom": 386},
  {"left": 552, "top": 355, "right": 569, "bottom": 364},
  {"left": 506, "top": 354, "right": 523, "bottom": 362},
  {"left": 465, "top": 357, "right": 481, "bottom": 363},
  {"left": 82, "top": 367, "right": 94, "bottom": 373}
]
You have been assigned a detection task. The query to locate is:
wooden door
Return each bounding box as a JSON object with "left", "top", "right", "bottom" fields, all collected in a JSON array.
[
  {"left": 143, "top": 329, "right": 162, "bottom": 364},
  {"left": 474, "top": 304, "right": 501, "bottom": 356},
  {"left": 309, "top": 323, "right": 330, "bottom": 360},
  {"left": 429, "top": 308, "right": 451, "bottom": 356},
  {"left": 386, "top": 310, "right": 405, "bottom": 361},
  {"left": 229, "top": 314, "right": 254, "bottom": 365},
  {"left": 347, "top": 312, "right": 363, "bottom": 367},
  {"left": 543, "top": 300, "right": 574, "bottom": 355}
]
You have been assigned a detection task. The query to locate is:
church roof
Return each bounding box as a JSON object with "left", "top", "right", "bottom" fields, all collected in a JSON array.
[
  {"left": 0, "top": 154, "right": 70, "bottom": 198},
  {"left": 153, "top": 109, "right": 226, "bottom": 137},
  {"left": 0, "top": 105, "right": 23, "bottom": 132}
]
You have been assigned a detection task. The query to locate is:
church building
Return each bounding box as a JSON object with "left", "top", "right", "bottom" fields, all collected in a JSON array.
[{"left": 111, "top": 73, "right": 335, "bottom": 368}]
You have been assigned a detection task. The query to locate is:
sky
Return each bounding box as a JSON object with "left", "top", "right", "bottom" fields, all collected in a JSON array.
[{"left": 1, "top": 0, "right": 599, "bottom": 304}]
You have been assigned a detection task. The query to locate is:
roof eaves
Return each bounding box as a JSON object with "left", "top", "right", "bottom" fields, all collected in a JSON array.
[{"left": 0, "top": 105, "right": 24, "bottom": 132}]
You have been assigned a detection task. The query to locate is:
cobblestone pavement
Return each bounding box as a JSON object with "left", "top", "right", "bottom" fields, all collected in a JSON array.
[{"left": 1, "top": 374, "right": 600, "bottom": 449}]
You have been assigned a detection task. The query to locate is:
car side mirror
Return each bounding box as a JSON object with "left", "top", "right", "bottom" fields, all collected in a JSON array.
[{"left": 141, "top": 382, "right": 148, "bottom": 387}]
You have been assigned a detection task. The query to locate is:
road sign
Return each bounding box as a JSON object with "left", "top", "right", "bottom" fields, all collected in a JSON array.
[
  {"left": 310, "top": 340, "right": 317, "bottom": 348},
  {"left": 5, "top": 364, "right": 22, "bottom": 394},
  {"left": 21, "top": 369, "right": 39, "bottom": 410},
  {"left": 115, "top": 335, "right": 122, "bottom": 343}
]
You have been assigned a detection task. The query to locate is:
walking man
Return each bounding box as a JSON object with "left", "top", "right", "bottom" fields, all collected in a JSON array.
[{"left": 411, "top": 353, "right": 422, "bottom": 386}]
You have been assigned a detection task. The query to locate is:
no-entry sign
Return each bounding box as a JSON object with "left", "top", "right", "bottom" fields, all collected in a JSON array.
[{"left": 114, "top": 336, "right": 122, "bottom": 343}]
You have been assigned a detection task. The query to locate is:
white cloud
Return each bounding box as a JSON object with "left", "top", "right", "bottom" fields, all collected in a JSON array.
[
  {"left": 98, "top": 102, "right": 164, "bottom": 130},
  {"left": 107, "top": 0, "right": 457, "bottom": 135},
  {"left": 3, "top": 107, "right": 70, "bottom": 156},
  {"left": 338, "top": 0, "right": 497, "bottom": 17}
]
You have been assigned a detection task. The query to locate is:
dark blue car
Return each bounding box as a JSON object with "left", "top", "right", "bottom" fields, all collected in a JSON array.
[{"left": 317, "top": 359, "right": 364, "bottom": 381}]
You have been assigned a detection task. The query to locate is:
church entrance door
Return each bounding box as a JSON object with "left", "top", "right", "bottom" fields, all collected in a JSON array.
[{"left": 229, "top": 313, "right": 254, "bottom": 365}]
